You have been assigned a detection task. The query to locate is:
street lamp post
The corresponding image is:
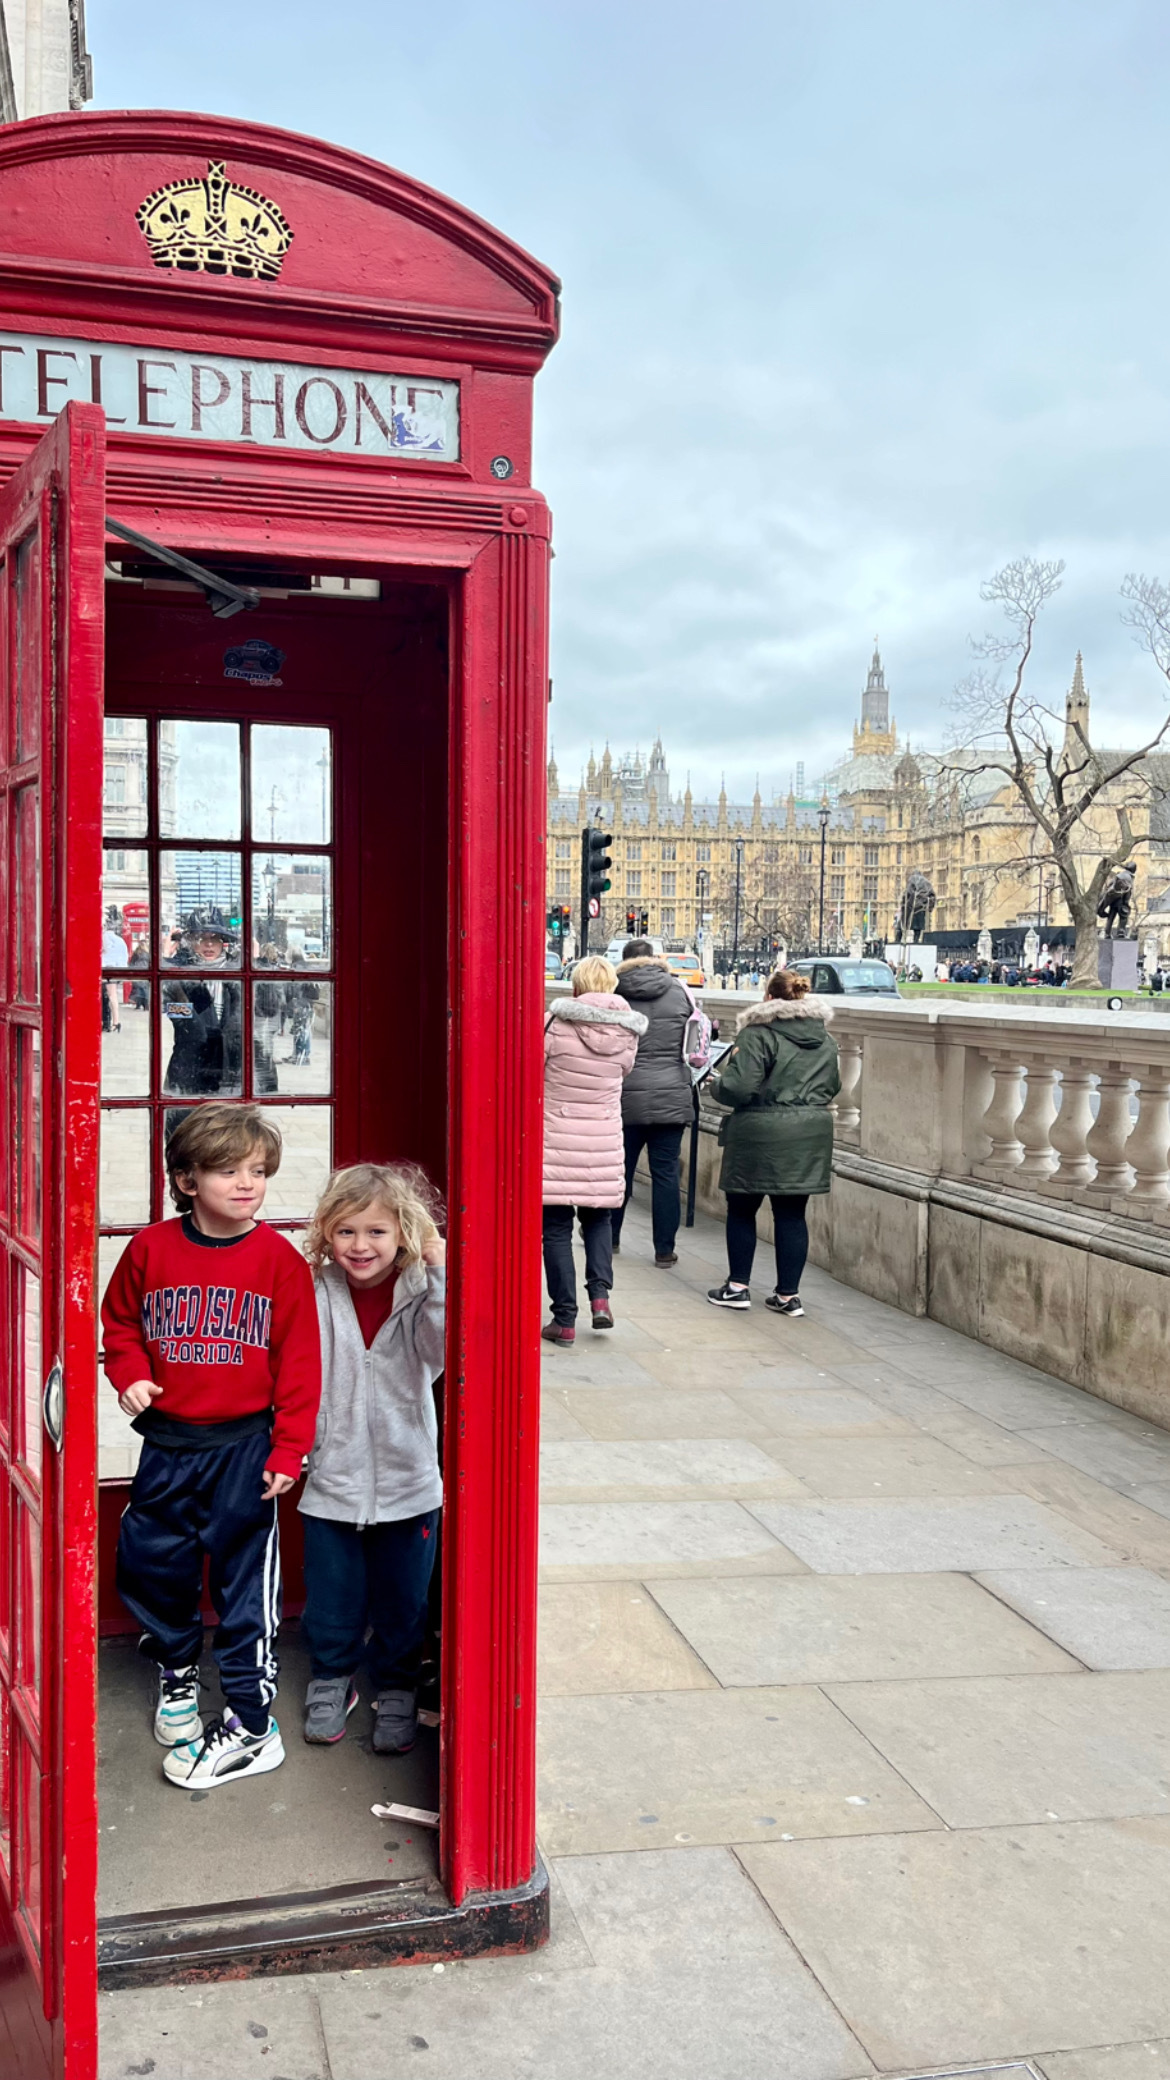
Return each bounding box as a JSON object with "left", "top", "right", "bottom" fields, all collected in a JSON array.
[
  {"left": 732, "top": 838, "right": 745, "bottom": 974},
  {"left": 696, "top": 866, "right": 710, "bottom": 971},
  {"left": 817, "top": 797, "right": 831, "bottom": 955}
]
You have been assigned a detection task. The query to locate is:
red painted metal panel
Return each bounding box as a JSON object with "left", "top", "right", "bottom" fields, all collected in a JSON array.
[{"left": 0, "top": 402, "right": 105, "bottom": 2079}]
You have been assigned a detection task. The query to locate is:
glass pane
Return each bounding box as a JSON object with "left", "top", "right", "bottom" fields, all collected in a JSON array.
[
  {"left": 102, "top": 715, "right": 148, "bottom": 839},
  {"left": 158, "top": 719, "right": 241, "bottom": 838},
  {"left": 12, "top": 783, "right": 39, "bottom": 1003},
  {"left": 13, "top": 1028, "right": 41, "bottom": 1243},
  {"left": 252, "top": 855, "right": 331, "bottom": 966},
  {"left": 16, "top": 1730, "right": 41, "bottom": 1955},
  {"left": 12, "top": 534, "right": 39, "bottom": 763},
  {"left": 161, "top": 974, "right": 244, "bottom": 1098},
  {"left": 159, "top": 852, "right": 242, "bottom": 967},
  {"left": 0, "top": 1693, "right": 9, "bottom": 1879},
  {"left": 103, "top": 848, "right": 151, "bottom": 970},
  {"left": 14, "top": 1500, "right": 41, "bottom": 1702},
  {"left": 256, "top": 1106, "right": 332, "bottom": 1220},
  {"left": 253, "top": 980, "right": 331, "bottom": 1095},
  {"left": 251, "top": 725, "right": 332, "bottom": 844},
  {"left": 103, "top": 980, "right": 151, "bottom": 1096},
  {"left": 100, "top": 1107, "right": 151, "bottom": 1225},
  {"left": 18, "top": 1264, "right": 41, "bottom": 1488}
]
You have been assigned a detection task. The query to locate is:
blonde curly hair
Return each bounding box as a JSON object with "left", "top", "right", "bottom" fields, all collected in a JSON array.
[{"left": 304, "top": 1161, "right": 444, "bottom": 1275}]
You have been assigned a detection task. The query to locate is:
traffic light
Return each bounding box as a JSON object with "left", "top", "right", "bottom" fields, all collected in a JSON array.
[
  {"left": 626, "top": 907, "right": 636, "bottom": 934},
  {"left": 579, "top": 826, "right": 613, "bottom": 959},
  {"left": 639, "top": 909, "right": 649, "bottom": 936}
]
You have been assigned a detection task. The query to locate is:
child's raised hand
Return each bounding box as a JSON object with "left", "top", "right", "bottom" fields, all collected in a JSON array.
[
  {"left": 422, "top": 1237, "right": 447, "bottom": 1267},
  {"left": 119, "top": 1380, "right": 163, "bottom": 1417},
  {"left": 261, "top": 1469, "right": 296, "bottom": 1501}
]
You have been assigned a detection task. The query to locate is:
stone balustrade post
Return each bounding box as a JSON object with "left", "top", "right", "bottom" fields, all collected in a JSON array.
[
  {"left": 835, "top": 1036, "right": 863, "bottom": 1139},
  {"left": 1048, "top": 1061, "right": 1097, "bottom": 1191},
  {"left": 1013, "top": 1059, "right": 1060, "bottom": 1182},
  {"left": 974, "top": 1051, "right": 1025, "bottom": 1176},
  {"left": 1124, "top": 1066, "right": 1170, "bottom": 1216},
  {"left": 1078, "top": 1064, "right": 1136, "bottom": 1202}
]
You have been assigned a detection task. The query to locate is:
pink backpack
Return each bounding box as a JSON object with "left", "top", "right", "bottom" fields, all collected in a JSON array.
[{"left": 679, "top": 984, "right": 713, "bottom": 1070}]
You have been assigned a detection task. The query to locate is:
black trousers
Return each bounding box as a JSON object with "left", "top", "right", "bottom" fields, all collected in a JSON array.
[
  {"left": 301, "top": 1511, "right": 440, "bottom": 1692},
  {"left": 543, "top": 1203, "right": 613, "bottom": 1324},
  {"left": 611, "top": 1123, "right": 685, "bottom": 1255},
  {"left": 725, "top": 1191, "right": 810, "bottom": 1293},
  {"left": 116, "top": 1428, "right": 280, "bottom": 1730}
]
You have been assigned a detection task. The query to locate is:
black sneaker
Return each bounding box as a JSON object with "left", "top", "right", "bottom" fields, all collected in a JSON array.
[
  {"left": 707, "top": 1280, "right": 751, "bottom": 1309},
  {"left": 765, "top": 1293, "right": 805, "bottom": 1318}
]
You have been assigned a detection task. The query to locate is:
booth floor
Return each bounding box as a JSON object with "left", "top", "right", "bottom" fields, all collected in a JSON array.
[
  {"left": 98, "top": 1628, "right": 439, "bottom": 1917},
  {"left": 99, "top": 1198, "right": 1170, "bottom": 2079}
]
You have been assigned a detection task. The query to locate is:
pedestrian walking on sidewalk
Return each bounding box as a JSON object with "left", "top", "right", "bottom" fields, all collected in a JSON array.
[
  {"left": 706, "top": 968, "right": 839, "bottom": 1320},
  {"left": 542, "top": 956, "right": 647, "bottom": 1347},
  {"left": 610, "top": 940, "right": 694, "bottom": 1267}
]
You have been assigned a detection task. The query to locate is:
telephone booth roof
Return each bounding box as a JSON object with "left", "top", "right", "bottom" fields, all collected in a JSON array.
[{"left": 0, "top": 108, "right": 560, "bottom": 539}]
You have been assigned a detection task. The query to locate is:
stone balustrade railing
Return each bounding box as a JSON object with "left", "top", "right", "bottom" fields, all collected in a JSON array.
[{"left": 545, "top": 978, "right": 1170, "bottom": 1418}]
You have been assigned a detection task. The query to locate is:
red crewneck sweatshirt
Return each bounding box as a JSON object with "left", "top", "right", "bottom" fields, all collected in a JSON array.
[{"left": 102, "top": 1216, "right": 322, "bottom": 1479}]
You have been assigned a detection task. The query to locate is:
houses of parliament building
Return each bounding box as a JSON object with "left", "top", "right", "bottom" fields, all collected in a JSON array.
[{"left": 546, "top": 647, "right": 1167, "bottom": 951}]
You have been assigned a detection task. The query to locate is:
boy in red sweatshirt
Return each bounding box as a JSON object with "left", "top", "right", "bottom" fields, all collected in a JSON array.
[{"left": 102, "top": 1103, "right": 321, "bottom": 1789}]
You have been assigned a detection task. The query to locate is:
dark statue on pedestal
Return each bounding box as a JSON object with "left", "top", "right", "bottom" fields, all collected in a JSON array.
[
  {"left": 1097, "top": 862, "right": 1136, "bottom": 939},
  {"left": 896, "top": 869, "right": 937, "bottom": 943}
]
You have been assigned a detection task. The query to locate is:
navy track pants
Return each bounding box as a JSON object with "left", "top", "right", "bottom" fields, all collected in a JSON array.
[
  {"left": 300, "top": 1511, "right": 439, "bottom": 1692},
  {"left": 116, "top": 1429, "right": 281, "bottom": 1723}
]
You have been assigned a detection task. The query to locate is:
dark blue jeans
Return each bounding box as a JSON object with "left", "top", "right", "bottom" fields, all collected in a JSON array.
[
  {"left": 612, "top": 1123, "right": 685, "bottom": 1255},
  {"left": 301, "top": 1510, "right": 440, "bottom": 1693},
  {"left": 725, "top": 1192, "right": 810, "bottom": 1293},
  {"left": 543, "top": 1203, "right": 613, "bottom": 1324}
]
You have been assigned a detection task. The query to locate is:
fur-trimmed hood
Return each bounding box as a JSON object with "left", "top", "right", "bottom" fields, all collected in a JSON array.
[
  {"left": 548, "top": 992, "right": 648, "bottom": 1035},
  {"left": 736, "top": 993, "right": 834, "bottom": 1033}
]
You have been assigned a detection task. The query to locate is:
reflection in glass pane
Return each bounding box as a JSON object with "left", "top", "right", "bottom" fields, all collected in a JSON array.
[
  {"left": 14, "top": 1028, "right": 41, "bottom": 1242},
  {"left": 102, "top": 982, "right": 151, "bottom": 1096},
  {"left": 254, "top": 980, "right": 331, "bottom": 1095},
  {"left": 159, "top": 853, "right": 242, "bottom": 967},
  {"left": 100, "top": 1107, "right": 151, "bottom": 1225},
  {"left": 103, "top": 848, "right": 150, "bottom": 968},
  {"left": 251, "top": 725, "right": 332, "bottom": 844},
  {"left": 158, "top": 720, "right": 241, "bottom": 838},
  {"left": 17, "top": 1722, "right": 42, "bottom": 1950},
  {"left": 0, "top": 1687, "right": 9, "bottom": 1875},
  {"left": 12, "top": 535, "right": 39, "bottom": 763},
  {"left": 13, "top": 784, "right": 40, "bottom": 1003},
  {"left": 160, "top": 973, "right": 244, "bottom": 1098},
  {"left": 252, "top": 855, "right": 331, "bottom": 967},
  {"left": 102, "top": 715, "right": 148, "bottom": 839},
  {"left": 19, "top": 1265, "right": 41, "bottom": 1488},
  {"left": 16, "top": 1501, "right": 42, "bottom": 1700},
  {"left": 255, "top": 1106, "right": 331, "bottom": 1220}
]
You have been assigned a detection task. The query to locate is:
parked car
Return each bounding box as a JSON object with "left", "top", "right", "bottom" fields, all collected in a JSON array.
[
  {"left": 665, "top": 951, "right": 705, "bottom": 987},
  {"left": 545, "top": 946, "right": 564, "bottom": 979},
  {"left": 790, "top": 957, "right": 900, "bottom": 997}
]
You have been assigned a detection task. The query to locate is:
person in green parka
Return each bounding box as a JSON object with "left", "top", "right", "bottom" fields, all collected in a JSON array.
[{"left": 706, "top": 967, "right": 839, "bottom": 1319}]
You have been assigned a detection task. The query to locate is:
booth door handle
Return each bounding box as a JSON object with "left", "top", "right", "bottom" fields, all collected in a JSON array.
[{"left": 43, "top": 1362, "right": 64, "bottom": 1452}]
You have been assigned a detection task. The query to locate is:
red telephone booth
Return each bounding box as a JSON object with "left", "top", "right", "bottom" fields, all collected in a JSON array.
[{"left": 0, "top": 110, "right": 559, "bottom": 2079}]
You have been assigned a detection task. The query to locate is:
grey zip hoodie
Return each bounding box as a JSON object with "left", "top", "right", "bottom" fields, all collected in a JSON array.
[{"left": 299, "top": 1259, "right": 445, "bottom": 1527}]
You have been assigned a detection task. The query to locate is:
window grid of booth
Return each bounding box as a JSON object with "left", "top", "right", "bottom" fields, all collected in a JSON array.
[{"left": 99, "top": 716, "right": 334, "bottom": 1255}]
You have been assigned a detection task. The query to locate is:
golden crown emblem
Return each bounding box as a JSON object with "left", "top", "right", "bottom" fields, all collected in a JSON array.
[{"left": 136, "top": 160, "right": 294, "bottom": 282}]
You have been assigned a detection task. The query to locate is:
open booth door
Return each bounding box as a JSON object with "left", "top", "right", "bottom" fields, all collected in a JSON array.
[{"left": 0, "top": 401, "right": 104, "bottom": 2080}]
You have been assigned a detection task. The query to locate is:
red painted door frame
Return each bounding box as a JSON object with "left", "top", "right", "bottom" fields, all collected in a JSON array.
[
  {"left": 0, "top": 404, "right": 104, "bottom": 2080},
  {"left": 0, "top": 111, "right": 558, "bottom": 2073}
]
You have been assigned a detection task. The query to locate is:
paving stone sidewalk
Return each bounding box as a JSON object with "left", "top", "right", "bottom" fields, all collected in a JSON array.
[{"left": 100, "top": 1201, "right": 1170, "bottom": 2080}]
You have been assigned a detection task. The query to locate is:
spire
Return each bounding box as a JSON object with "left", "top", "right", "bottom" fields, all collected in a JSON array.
[
  {"left": 546, "top": 744, "right": 559, "bottom": 793},
  {"left": 1061, "top": 651, "right": 1091, "bottom": 771},
  {"left": 860, "top": 639, "right": 889, "bottom": 735}
]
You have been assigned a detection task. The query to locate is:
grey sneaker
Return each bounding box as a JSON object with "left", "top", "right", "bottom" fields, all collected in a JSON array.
[
  {"left": 303, "top": 1676, "right": 359, "bottom": 1744},
  {"left": 373, "top": 1689, "right": 418, "bottom": 1755}
]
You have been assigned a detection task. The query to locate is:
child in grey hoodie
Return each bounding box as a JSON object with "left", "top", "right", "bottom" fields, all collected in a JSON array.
[{"left": 299, "top": 1163, "right": 446, "bottom": 1756}]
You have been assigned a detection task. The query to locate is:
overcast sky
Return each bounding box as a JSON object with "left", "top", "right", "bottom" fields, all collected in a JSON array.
[{"left": 94, "top": 0, "right": 1170, "bottom": 802}]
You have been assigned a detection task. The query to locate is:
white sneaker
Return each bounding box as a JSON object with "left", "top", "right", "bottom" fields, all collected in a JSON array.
[
  {"left": 163, "top": 1711, "right": 285, "bottom": 1789},
  {"left": 153, "top": 1665, "right": 203, "bottom": 1747}
]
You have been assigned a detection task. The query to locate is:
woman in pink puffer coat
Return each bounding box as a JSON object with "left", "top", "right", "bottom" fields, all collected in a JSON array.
[{"left": 543, "top": 955, "right": 647, "bottom": 1348}]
